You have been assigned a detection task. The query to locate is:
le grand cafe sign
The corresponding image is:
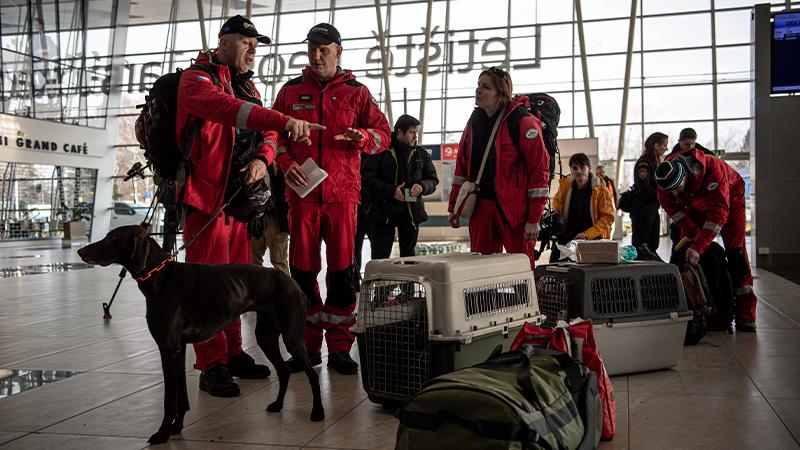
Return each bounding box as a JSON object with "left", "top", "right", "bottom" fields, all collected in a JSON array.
[{"left": 4, "top": 26, "right": 541, "bottom": 97}]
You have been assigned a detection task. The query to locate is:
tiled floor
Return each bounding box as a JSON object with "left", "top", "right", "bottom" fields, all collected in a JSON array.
[{"left": 0, "top": 238, "right": 798, "bottom": 449}]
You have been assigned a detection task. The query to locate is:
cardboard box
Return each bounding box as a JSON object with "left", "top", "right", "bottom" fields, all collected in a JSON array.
[{"left": 573, "top": 240, "right": 619, "bottom": 263}]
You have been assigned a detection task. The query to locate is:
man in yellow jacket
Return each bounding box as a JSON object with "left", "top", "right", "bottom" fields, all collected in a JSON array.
[{"left": 550, "top": 153, "right": 615, "bottom": 262}]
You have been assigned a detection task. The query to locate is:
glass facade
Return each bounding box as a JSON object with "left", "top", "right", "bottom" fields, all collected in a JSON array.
[
  {"left": 0, "top": 0, "right": 119, "bottom": 128},
  {"left": 108, "top": 0, "right": 795, "bottom": 202},
  {"left": 2, "top": 0, "right": 797, "bottom": 235}
]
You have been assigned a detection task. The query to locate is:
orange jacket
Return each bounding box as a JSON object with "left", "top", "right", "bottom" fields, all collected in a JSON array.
[{"left": 552, "top": 174, "right": 615, "bottom": 239}]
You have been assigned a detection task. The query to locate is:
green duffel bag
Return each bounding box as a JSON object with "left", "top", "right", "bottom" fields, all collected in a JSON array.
[{"left": 395, "top": 347, "right": 602, "bottom": 450}]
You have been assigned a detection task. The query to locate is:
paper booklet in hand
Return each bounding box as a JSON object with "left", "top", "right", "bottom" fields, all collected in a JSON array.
[{"left": 288, "top": 157, "right": 328, "bottom": 198}]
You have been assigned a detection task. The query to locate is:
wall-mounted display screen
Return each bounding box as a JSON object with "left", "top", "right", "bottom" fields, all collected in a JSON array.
[{"left": 771, "top": 12, "right": 800, "bottom": 93}]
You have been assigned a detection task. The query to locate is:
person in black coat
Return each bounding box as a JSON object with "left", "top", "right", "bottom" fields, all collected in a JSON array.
[
  {"left": 631, "top": 132, "right": 669, "bottom": 251},
  {"left": 363, "top": 114, "right": 439, "bottom": 258}
]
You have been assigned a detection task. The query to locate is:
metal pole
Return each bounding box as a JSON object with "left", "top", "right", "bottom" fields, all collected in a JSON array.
[
  {"left": 505, "top": 0, "right": 512, "bottom": 68},
  {"left": 418, "top": 0, "right": 433, "bottom": 145},
  {"left": 574, "top": 0, "right": 594, "bottom": 138},
  {"left": 441, "top": 0, "right": 451, "bottom": 144},
  {"left": 329, "top": 0, "right": 336, "bottom": 24},
  {"left": 711, "top": 0, "right": 719, "bottom": 151},
  {"left": 373, "top": 0, "right": 393, "bottom": 125},
  {"left": 270, "top": 0, "right": 283, "bottom": 102},
  {"left": 196, "top": 0, "right": 208, "bottom": 52},
  {"left": 614, "top": 0, "right": 637, "bottom": 190},
  {"left": 246, "top": 0, "right": 252, "bottom": 18}
]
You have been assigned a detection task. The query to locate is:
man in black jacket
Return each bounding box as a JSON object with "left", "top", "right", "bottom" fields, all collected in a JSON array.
[{"left": 363, "top": 114, "right": 439, "bottom": 258}]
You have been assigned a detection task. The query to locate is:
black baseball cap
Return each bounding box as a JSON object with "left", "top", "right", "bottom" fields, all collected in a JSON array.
[
  {"left": 218, "top": 15, "right": 271, "bottom": 44},
  {"left": 306, "top": 23, "right": 341, "bottom": 45}
]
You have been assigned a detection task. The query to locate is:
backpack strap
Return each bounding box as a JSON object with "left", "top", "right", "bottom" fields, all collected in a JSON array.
[
  {"left": 514, "top": 355, "right": 568, "bottom": 450},
  {"left": 523, "top": 347, "right": 598, "bottom": 450},
  {"left": 175, "top": 62, "right": 224, "bottom": 226}
]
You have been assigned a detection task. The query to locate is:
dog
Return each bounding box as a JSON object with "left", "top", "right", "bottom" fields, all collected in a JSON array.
[{"left": 77, "top": 225, "right": 323, "bottom": 444}]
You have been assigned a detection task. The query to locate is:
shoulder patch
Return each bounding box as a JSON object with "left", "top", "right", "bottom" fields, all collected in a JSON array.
[
  {"left": 345, "top": 79, "right": 365, "bottom": 88},
  {"left": 285, "top": 75, "right": 304, "bottom": 86},
  {"left": 638, "top": 167, "right": 649, "bottom": 180},
  {"left": 525, "top": 128, "right": 538, "bottom": 139},
  {"left": 707, "top": 182, "right": 719, "bottom": 191}
]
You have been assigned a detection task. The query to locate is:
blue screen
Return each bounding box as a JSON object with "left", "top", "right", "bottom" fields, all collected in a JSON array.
[{"left": 772, "top": 12, "right": 800, "bottom": 93}]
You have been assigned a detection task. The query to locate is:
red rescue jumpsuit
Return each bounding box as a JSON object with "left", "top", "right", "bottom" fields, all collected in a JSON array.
[
  {"left": 448, "top": 96, "right": 551, "bottom": 269},
  {"left": 273, "top": 67, "right": 391, "bottom": 354},
  {"left": 176, "top": 51, "right": 288, "bottom": 370},
  {"left": 658, "top": 147, "right": 757, "bottom": 323}
]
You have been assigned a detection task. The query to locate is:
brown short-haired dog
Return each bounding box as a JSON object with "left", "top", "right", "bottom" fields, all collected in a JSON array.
[{"left": 78, "top": 225, "right": 323, "bottom": 444}]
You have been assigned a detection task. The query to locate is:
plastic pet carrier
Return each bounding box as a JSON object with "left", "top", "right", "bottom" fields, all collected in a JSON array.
[
  {"left": 352, "top": 253, "right": 544, "bottom": 406},
  {"left": 534, "top": 261, "right": 692, "bottom": 375}
]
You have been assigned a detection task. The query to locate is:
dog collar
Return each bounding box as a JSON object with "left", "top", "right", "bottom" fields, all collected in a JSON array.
[{"left": 134, "top": 257, "right": 174, "bottom": 282}]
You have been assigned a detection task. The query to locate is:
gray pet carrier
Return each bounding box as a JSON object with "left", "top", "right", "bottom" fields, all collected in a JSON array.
[
  {"left": 534, "top": 261, "right": 692, "bottom": 375},
  {"left": 352, "top": 253, "right": 544, "bottom": 406}
]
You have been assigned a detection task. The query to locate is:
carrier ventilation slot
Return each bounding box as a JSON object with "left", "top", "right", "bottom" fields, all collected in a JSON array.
[
  {"left": 640, "top": 273, "right": 681, "bottom": 312},
  {"left": 536, "top": 275, "right": 570, "bottom": 328},
  {"left": 463, "top": 279, "right": 531, "bottom": 320},
  {"left": 591, "top": 276, "right": 638, "bottom": 316}
]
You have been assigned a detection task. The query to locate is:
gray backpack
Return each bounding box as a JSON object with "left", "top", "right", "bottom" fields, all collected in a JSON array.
[{"left": 396, "top": 347, "right": 601, "bottom": 450}]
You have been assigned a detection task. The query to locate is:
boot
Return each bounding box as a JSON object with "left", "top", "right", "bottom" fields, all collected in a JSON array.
[
  {"left": 286, "top": 351, "right": 322, "bottom": 373},
  {"left": 327, "top": 351, "right": 358, "bottom": 375},
  {"left": 199, "top": 363, "right": 240, "bottom": 397},
  {"left": 228, "top": 351, "right": 271, "bottom": 379}
]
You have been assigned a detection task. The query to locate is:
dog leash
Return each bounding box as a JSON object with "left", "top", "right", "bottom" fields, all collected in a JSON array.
[
  {"left": 171, "top": 185, "right": 243, "bottom": 258},
  {"left": 128, "top": 186, "right": 243, "bottom": 283}
]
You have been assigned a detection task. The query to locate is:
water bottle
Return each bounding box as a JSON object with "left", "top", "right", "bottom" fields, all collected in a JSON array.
[{"left": 619, "top": 244, "right": 638, "bottom": 262}]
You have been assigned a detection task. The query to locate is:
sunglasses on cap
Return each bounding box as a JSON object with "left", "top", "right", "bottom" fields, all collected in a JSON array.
[{"left": 488, "top": 66, "right": 508, "bottom": 77}]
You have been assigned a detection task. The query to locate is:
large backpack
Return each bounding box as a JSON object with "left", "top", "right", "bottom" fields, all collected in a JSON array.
[
  {"left": 396, "top": 347, "right": 601, "bottom": 450},
  {"left": 671, "top": 239, "right": 713, "bottom": 345},
  {"left": 509, "top": 93, "right": 562, "bottom": 183},
  {"left": 134, "top": 64, "right": 219, "bottom": 181}
]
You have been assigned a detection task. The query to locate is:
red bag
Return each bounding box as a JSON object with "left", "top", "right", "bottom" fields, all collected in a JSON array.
[{"left": 511, "top": 320, "right": 617, "bottom": 441}]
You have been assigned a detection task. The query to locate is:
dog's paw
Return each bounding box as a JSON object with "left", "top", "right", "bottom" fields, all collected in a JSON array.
[
  {"left": 310, "top": 408, "right": 325, "bottom": 422},
  {"left": 266, "top": 401, "right": 283, "bottom": 413},
  {"left": 147, "top": 431, "right": 170, "bottom": 445}
]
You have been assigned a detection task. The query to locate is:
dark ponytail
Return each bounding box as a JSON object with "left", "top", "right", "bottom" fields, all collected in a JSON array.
[{"left": 643, "top": 132, "right": 668, "bottom": 164}]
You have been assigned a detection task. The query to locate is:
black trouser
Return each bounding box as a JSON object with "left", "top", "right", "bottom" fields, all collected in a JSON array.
[
  {"left": 370, "top": 216, "right": 418, "bottom": 259},
  {"left": 353, "top": 213, "right": 371, "bottom": 287},
  {"left": 631, "top": 208, "right": 661, "bottom": 251}
]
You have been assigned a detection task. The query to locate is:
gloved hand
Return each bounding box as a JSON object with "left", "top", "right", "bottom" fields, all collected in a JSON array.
[{"left": 248, "top": 215, "right": 266, "bottom": 238}]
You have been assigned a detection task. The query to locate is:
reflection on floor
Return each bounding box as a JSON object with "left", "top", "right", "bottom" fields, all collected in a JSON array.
[
  {"left": 0, "top": 237, "right": 798, "bottom": 449},
  {"left": 0, "top": 262, "right": 95, "bottom": 279},
  {"left": 0, "top": 369, "right": 79, "bottom": 399}
]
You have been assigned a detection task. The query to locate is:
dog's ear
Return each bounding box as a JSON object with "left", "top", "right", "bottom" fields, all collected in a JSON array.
[{"left": 130, "top": 228, "right": 151, "bottom": 274}]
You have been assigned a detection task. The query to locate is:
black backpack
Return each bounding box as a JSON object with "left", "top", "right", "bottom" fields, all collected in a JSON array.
[
  {"left": 509, "top": 93, "right": 562, "bottom": 183},
  {"left": 134, "top": 64, "right": 219, "bottom": 181}
]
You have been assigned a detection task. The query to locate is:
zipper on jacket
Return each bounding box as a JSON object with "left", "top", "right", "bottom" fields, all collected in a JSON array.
[{"left": 318, "top": 86, "right": 324, "bottom": 205}]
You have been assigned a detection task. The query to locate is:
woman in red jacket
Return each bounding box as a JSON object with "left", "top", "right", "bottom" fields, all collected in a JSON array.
[{"left": 447, "top": 67, "right": 550, "bottom": 269}]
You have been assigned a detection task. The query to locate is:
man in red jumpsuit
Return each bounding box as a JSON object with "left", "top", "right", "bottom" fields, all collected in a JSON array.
[
  {"left": 273, "top": 23, "right": 391, "bottom": 374},
  {"left": 655, "top": 148, "right": 757, "bottom": 332},
  {"left": 176, "top": 15, "right": 321, "bottom": 396}
]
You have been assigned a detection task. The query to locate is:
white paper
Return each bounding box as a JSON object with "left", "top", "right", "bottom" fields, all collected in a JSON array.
[{"left": 288, "top": 158, "right": 328, "bottom": 198}]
